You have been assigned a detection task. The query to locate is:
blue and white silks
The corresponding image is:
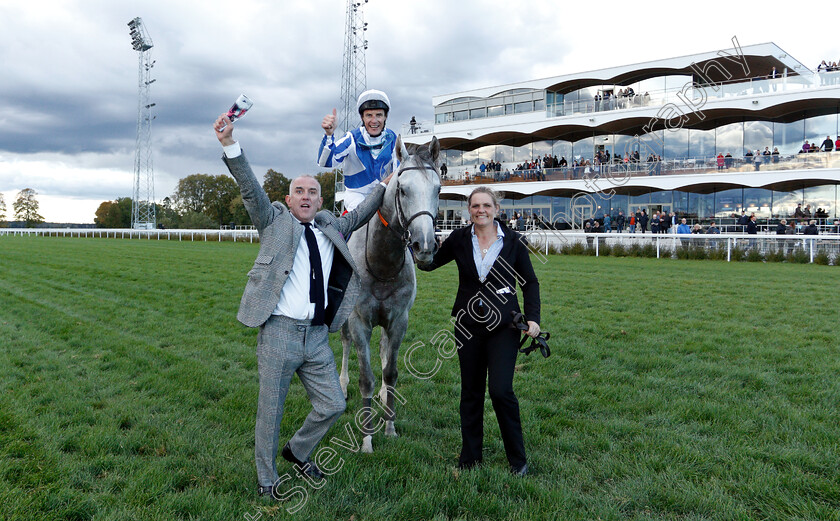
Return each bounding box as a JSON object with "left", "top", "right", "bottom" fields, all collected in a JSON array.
[{"left": 317, "top": 126, "right": 400, "bottom": 210}]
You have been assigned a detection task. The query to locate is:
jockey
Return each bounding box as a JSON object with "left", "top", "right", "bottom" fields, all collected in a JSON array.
[{"left": 317, "top": 90, "right": 405, "bottom": 211}]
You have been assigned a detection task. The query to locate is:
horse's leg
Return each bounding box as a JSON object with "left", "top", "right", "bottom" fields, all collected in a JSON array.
[
  {"left": 339, "top": 321, "right": 353, "bottom": 400},
  {"left": 346, "top": 313, "right": 377, "bottom": 453},
  {"left": 378, "top": 311, "right": 409, "bottom": 437}
]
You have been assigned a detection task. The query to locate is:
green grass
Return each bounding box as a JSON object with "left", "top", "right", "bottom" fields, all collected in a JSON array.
[{"left": 1, "top": 236, "right": 839, "bottom": 521}]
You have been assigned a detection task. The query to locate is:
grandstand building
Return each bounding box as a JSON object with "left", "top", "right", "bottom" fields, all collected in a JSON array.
[{"left": 403, "top": 42, "right": 840, "bottom": 229}]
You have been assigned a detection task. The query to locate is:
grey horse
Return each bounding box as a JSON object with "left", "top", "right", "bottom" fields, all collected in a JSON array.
[{"left": 339, "top": 136, "right": 441, "bottom": 453}]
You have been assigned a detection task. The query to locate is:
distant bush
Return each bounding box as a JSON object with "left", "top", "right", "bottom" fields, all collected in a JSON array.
[
  {"left": 746, "top": 248, "right": 765, "bottom": 262},
  {"left": 786, "top": 248, "right": 810, "bottom": 264},
  {"left": 814, "top": 250, "right": 831, "bottom": 265}
]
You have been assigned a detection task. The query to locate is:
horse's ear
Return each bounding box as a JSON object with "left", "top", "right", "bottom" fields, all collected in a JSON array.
[
  {"left": 396, "top": 135, "right": 408, "bottom": 163},
  {"left": 429, "top": 136, "right": 440, "bottom": 164}
]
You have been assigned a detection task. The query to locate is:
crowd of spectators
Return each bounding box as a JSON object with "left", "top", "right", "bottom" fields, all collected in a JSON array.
[{"left": 817, "top": 60, "right": 840, "bottom": 72}]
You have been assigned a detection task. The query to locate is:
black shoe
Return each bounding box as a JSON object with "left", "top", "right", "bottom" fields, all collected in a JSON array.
[
  {"left": 511, "top": 463, "right": 528, "bottom": 477},
  {"left": 257, "top": 484, "right": 275, "bottom": 498},
  {"left": 282, "top": 443, "right": 324, "bottom": 481}
]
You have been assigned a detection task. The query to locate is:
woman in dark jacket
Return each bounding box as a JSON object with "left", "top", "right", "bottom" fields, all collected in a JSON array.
[{"left": 418, "top": 186, "right": 541, "bottom": 476}]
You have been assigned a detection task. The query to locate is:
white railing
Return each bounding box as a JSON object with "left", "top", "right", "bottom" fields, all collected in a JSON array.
[
  {"left": 515, "top": 231, "right": 840, "bottom": 263},
  {"left": 5, "top": 227, "right": 838, "bottom": 263},
  {"left": 0, "top": 228, "right": 260, "bottom": 242}
]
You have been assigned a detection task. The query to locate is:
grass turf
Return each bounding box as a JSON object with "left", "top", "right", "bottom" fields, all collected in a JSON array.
[{"left": 0, "top": 236, "right": 838, "bottom": 521}]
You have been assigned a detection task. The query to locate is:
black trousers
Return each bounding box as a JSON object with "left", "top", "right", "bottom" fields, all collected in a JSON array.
[{"left": 456, "top": 325, "right": 526, "bottom": 469}]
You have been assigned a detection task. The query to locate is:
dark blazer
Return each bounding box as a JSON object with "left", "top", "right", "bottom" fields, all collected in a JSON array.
[
  {"left": 418, "top": 221, "right": 540, "bottom": 331},
  {"left": 223, "top": 152, "right": 384, "bottom": 332}
]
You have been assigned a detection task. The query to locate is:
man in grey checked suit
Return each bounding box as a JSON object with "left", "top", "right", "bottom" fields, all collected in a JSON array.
[{"left": 214, "top": 114, "right": 393, "bottom": 498}]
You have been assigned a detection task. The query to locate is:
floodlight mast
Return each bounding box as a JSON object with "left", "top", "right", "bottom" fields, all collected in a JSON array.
[
  {"left": 335, "top": 0, "right": 369, "bottom": 213},
  {"left": 128, "top": 17, "right": 156, "bottom": 229}
]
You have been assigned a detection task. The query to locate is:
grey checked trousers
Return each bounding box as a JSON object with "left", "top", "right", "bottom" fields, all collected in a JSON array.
[{"left": 255, "top": 314, "right": 346, "bottom": 487}]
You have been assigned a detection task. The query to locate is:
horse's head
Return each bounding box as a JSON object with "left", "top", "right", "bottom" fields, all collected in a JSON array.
[{"left": 384, "top": 135, "right": 441, "bottom": 265}]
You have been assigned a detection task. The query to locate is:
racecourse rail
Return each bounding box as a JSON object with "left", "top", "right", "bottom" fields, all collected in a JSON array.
[{"left": 2, "top": 227, "right": 839, "bottom": 263}]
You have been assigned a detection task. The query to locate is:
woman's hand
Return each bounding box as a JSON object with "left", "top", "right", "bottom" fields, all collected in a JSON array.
[{"left": 525, "top": 320, "right": 540, "bottom": 338}]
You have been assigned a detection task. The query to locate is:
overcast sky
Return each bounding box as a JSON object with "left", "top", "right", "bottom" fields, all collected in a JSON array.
[{"left": 1, "top": 0, "right": 838, "bottom": 223}]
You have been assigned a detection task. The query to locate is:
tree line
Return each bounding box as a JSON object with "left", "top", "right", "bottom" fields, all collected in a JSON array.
[
  {"left": 94, "top": 169, "right": 337, "bottom": 229},
  {"left": 0, "top": 188, "right": 46, "bottom": 227}
]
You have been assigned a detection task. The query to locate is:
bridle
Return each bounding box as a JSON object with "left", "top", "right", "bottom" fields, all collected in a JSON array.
[{"left": 364, "top": 161, "right": 438, "bottom": 283}]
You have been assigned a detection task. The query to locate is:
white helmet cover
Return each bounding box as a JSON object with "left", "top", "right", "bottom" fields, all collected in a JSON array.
[{"left": 356, "top": 89, "right": 391, "bottom": 117}]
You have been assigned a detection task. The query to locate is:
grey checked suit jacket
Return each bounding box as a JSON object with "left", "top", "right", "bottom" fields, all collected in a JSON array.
[{"left": 223, "top": 152, "right": 385, "bottom": 332}]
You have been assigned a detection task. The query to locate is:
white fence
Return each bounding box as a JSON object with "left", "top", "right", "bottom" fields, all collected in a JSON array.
[
  {"left": 513, "top": 231, "right": 840, "bottom": 263},
  {"left": 4, "top": 228, "right": 840, "bottom": 263},
  {"left": 0, "top": 228, "right": 260, "bottom": 242}
]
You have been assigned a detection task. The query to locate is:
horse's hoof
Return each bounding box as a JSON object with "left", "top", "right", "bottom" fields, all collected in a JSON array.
[
  {"left": 362, "top": 436, "right": 374, "bottom": 453},
  {"left": 384, "top": 421, "right": 398, "bottom": 437}
]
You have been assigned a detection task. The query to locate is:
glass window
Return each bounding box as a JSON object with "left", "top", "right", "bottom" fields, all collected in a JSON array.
[
  {"left": 534, "top": 99, "right": 545, "bottom": 111},
  {"left": 805, "top": 113, "right": 838, "bottom": 150},
  {"left": 689, "top": 192, "right": 715, "bottom": 219},
  {"left": 495, "top": 145, "right": 514, "bottom": 164},
  {"left": 469, "top": 108, "right": 486, "bottom": 120},
  {"left": 688, "top": 128, "right": 715, "bottom": 160},
  {"left": 743, "top": 188, "right": 772, "bottom": 218},
  {"left": 803, "top": 184, "right": 837, "bottom": 219},
  {"left": 505, "top": 104, "right": 513, "bottom": 115},
  {"left": 477, "top": 146, "right": 494, "bottom": 163},
  {"left": 453, "top": 110, "right": 468, "bottom": 122},
  {"left": 772, "top": 189, "right": 803, "bottom": 218},
  {"left": 572, "top": 136, "right": 595, "bottom": 161},
  {"left": 514, "top": 101, "right": 533, "bottom": 113},
  {"left": 553, "top": 141, "right": 572, "bottom": 163},
  {"left": 533, "top": 140, "right": 551, "bottom": 160},
  {"left": 435, "top": 113, "right": 447, "bottom": 124},
  {"left": 444, "top": 148, "right": 462, "bottom": 167},
  {"left": 462, "top": 149, "right": 478, "bottom": 168},
  {"left": 608, "top": 194, "right": 628, "bottom": 217},
  {"left": 629, "top": 193, "right": 651, "bottom": 216},
  {"left": 513, "top": 144, "right": 533, "bottom": 163},
  {"left": 663, "top": 127, "right": 689, "bottom": 160},
  {"left": 715, "top": 188, "right": 744, "bottom": 219},
  {"left": 716, "top": 122, "right": 744, "bottom": 157},
  {"left": 744, "top": 120, "right": 773, "bottom": 155},
  {"left": 774, "top": 119, "right": 804, "bottom": 156},
  {"left": 487, "top": 105, "right": 504, "bottom": 117}
]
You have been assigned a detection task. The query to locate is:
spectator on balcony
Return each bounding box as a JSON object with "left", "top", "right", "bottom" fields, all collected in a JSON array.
[
  {"left": 692, "top": 224, "right": 703, "bottom": 234},
  {"left": 479, "top": 162, "right": 486, "bottom": 177},
  {"left": 638, "top": 210, "right": 649, "bottom": 233},
  {"left": 776, "top": 219, "right": 788, "bottom": 234},
  {"left": 772, "top": 147, "right": 780, "bottom": 163},
  {"left": 409, "top": 116, "right": 417, "bottom": 134},
  {"left": 801, "top": 141, "right": 811, "bottom": 153},
  {"left": 803, "top": 220, "right": 819, "bottom": 235},
  {"left": 746, "top": 214, "right": 758, "bottom": 235},
  {"left": 724, "top": 152, "right": 734, "bottom": 169},
  {"left": 803, "top": 204, "right": 812, "bottom": 218},
  {"left": 676, "top": 218, "right": 691, "bottom": 234},
  {"left": 835, "top": 136, "right": 840, "bottom": 151},
  {"left": 822, "top": 136, "right": 834, "bottom": 152},
  {"left": 440, "top": 163, "right": 448, "bottom": 179},
  {"left": 737, "top": 211, "right": 749, "bottom": 231},
  {"left": 831, "top": 219, "right": 840, "bottom": 234},
  {"left": 744, "top": 149, "right": 754, "bottom": 166},
  {"left": 717, "top": 153, "right": 725, "bottom": 170},
  {"left": 762, "top": 147, "right": 772, "bottom": 164},
  {"left": 707, "top": 221, "right": 721, "bottom": 234}
]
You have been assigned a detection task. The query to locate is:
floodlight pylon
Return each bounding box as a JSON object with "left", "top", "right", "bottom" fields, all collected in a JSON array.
[{"left": 128, "top": 17, "right": 156, "bottom": 229}]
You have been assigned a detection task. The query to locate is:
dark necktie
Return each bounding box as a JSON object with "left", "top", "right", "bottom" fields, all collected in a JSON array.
[{"left": 302, "top": 222, "right": 325, "bottom": 326}]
